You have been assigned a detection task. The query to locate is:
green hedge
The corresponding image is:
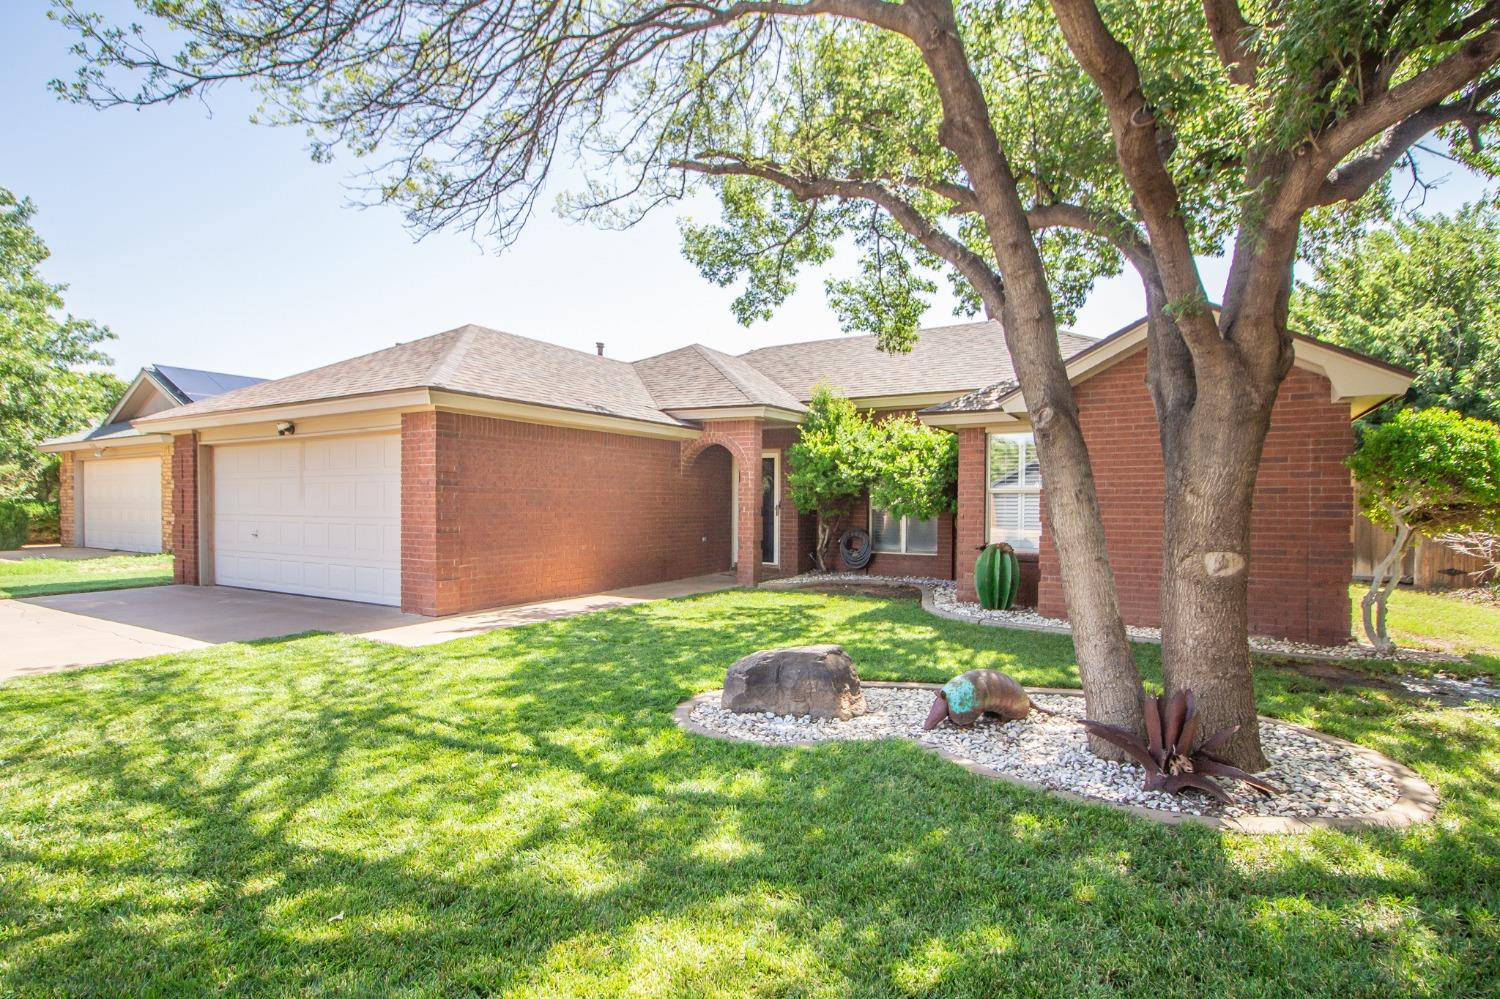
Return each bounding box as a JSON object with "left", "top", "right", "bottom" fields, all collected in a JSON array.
[
  {"left": 0, "top": 501, "right": 30, "bottom": 551},
  {"left": 20, "top": 501, "right": 59, "bottom": 544}
]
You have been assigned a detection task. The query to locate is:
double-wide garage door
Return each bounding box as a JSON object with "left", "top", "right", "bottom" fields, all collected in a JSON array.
[
  {"left": 82, "top": 457, "right": 163, "bottom": 553},
  {"left": 213, "top": 435, "right": 401, "bottom": 605}
]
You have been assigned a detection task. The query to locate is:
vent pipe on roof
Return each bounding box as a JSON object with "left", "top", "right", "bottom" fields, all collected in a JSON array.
[{"left": 596, "top": 342, "right": 605, "bottom": 356}]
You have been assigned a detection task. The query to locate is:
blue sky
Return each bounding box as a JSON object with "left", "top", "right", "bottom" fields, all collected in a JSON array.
[{"left": 2, "top": 2, "right": 1494, "bottom": 382}]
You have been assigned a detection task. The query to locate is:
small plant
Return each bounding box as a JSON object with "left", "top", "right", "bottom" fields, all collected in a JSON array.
[
  {"left": 1082, "top": 691, "right": 1279, "bottom": 803},
  {"left": 975, "top": 542, "right": 1020, "bottom": 610}
]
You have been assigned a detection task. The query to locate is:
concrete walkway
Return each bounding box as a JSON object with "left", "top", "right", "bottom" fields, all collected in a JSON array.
[{"left": 0, "top": 573, "right": 737, "bottom": 682}]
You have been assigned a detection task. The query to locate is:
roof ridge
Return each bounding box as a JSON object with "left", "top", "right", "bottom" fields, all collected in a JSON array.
[
  {"left": 424, "top": 324, "right": 485, "bottom": 388},
  {"left": 736, "top": 318, "right": 1006, "bottom": 357},
  {"left": 689, "top": 344, "right": 756, "bottom": 404}
]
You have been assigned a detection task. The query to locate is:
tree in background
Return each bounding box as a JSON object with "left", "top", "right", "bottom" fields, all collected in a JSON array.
[
  {"left": 786, "top": 386, "right": 872, "bottom": 570},
  {"left": 0, "top": 187, "right": 123, "bottom": 500},
  {"left": 53, "top": 0, "right": 1500, "bottom": 767},
  {"left": 1293, "top": 202, "right": 1500, "bottom": 424},
  {"left": 1349, "top": 408, "right": 1500, "bottom": 652}
]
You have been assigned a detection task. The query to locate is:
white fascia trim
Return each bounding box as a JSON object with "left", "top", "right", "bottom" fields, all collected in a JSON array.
[
  {"left": 924, "top": 318, "right": 1411, "bottom": 423},
  {"left": 103, "top": 369, "right": 177, "bottom": 425},
  {"left": 919, "top": 410, "right": 1024, "bottom": 429},
  {"left": 669, "top": 405, "right": 807, "bottom": 425},
  {"left": 432, "top": 391, "right": 702, "bottom": 440},
  {"left": 40, "top": 433, "right": 175, "bottom": 453},
  {"left": 134, "top": 388, "right": 437, "bottom": 432},
  {"left": 849, "top": 391, "right": 973, "bottom": 410}
]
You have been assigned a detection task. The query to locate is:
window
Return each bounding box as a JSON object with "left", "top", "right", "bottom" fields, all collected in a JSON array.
[
  {"left": 871, "top": 507, "right": 939, "bottom": 555},
  {"left": 988, "top": 433, "right": 1042, "bottom": 551}
]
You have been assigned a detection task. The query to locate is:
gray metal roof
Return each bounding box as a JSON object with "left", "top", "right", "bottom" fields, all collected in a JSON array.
[{"left": 151, "top": 365, "right": 268, "bottom": 403}]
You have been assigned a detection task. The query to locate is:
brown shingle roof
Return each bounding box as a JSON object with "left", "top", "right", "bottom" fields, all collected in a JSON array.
[
  {"left": 634, "top": 344, "right": 807, "bottom": 412},
  {"left": 737, "top": 320, "right": 1098, "bottom": 401},
  {"left": 136, "top": 325, "right": 688, "bottom": 428}
]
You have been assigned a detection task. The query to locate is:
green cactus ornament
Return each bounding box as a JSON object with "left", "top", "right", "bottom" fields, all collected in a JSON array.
[{"left": 975, "top": 542, "right": 1020, "bottom": 610}]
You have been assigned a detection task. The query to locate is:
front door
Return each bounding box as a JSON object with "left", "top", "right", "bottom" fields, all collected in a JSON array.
[{"left": 761, "top": 453, "right": 780, "bottom": 565}]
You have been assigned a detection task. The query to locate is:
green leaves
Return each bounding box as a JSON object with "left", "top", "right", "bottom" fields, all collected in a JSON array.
[
  {"left": 1349, "top": 407, "right": 1500, "bottom": 535},
  {"left": 865, "top": 414, "right": 958, "bottom": 521},
  {"left": 0, "top": 187, "right": 123, "bottom": 500},
  {"left": 785, "top": 384, "right": 870, "bottom": 518},
  {"left": 786, "top": 385, "right": 957, "bottom": 521},
  {"left": 1292, "top": 201, "right": 1500, "bottom": 424}
]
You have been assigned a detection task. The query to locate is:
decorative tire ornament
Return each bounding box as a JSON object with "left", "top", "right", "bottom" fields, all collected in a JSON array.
[
  {"left": 838, "top": 528, "right": 874, "bottom": 570},
  {"left": 975, "top": 542, "right": 1020, "bottom": 610}
]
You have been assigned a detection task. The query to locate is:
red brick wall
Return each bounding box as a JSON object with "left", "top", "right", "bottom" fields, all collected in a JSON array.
[
  {"left": 955, "top": 428, "right": 986, "bottom": 600},
  {"left": 1032, "top": 353, "right": 1353, "bottom": 644},
  {"left": 403, "top": 410, "right": 735, "bottom": 616},
  {"left": 170, "top": 434, "right": 200, "bottom": 584},
  {"left": 58, "top": 454, "right": 76, "bottom": 547}
]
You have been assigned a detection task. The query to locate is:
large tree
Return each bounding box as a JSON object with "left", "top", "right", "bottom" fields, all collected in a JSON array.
[
  {"left": 52, "top": 0, "right": 1500, "bottom": 767},
  {"left": 0, "top": 186, "right": 121, "bottom": 500},
  {"left": 1292, "top": 200, "right": 1500, "bottom": 424}
]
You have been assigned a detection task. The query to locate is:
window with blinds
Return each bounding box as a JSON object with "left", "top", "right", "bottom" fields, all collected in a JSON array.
[
  {"left": 870, "top": 507, "right": 939, "bottom": 554},
  {"left": 988, "top": 433, "right": 1042, "bottom": 551}
]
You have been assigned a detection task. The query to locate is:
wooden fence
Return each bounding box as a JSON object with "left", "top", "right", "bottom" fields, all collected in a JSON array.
[{"left": 1353, "top": 513, "right": 1497, "bottom": 589}]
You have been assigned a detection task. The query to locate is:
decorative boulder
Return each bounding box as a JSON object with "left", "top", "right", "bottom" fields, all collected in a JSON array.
[{"left": 722, "top": 645, "right": 867, "bottom": 720}]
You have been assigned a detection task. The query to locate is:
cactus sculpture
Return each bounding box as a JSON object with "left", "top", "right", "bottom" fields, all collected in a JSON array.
[{"left": 975, "top": 542, "right": 1020, "bottom": 610}]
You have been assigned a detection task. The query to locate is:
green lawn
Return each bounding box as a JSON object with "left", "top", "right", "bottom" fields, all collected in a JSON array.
[
  {"left": 0, "top": 589, "right": 1496, "bottom": 997},
  {"left": 0, "top": 553, "right": 173, "bottom": 599},
  {"left": 1351, "top": 582, "right": 1500, "bottom": 661}
]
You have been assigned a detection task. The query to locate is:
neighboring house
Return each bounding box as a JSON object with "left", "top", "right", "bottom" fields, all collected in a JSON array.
[
  {"left": 40, "top": 365, "right": 266, "bottom": 553},
  {"left": 45, "top": 319, "right": 1410, "bottom": 644}
]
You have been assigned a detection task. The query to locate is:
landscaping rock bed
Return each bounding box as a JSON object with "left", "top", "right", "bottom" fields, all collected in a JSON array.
[{"left": 682, "top": 685, "right": 1434, "bottom": 832}]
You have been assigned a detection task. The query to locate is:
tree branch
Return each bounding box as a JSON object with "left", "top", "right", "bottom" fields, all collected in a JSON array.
[
  {"left": 1024, "top": 202, "right": 1155, "bottom": 276},
  {"left": 1200, "top": 0, "right": 1257, "bottom": 87},
  {"left": 1047, "top": 0, "right": 1221, "bottom": 354},
  {"left": 1276, "top": 24, "right": 1500, "bottom": 222},
  {"left": 1314, "top": 87, "right": 1500, "bottom": 206},
  {"left": 673, "top": 155, "right": 1006, "bottom": 309}
]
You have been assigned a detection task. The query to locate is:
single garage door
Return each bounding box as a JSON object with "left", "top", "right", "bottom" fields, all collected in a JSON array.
[
  {"left": 213, "top": 435, "right": 401, "bottom": 605},
  {"left": 82, "top": 457, "right": 163, "bottom": 553}
]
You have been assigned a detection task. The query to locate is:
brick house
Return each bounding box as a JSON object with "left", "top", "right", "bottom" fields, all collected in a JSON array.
[
  {"left": 46, "top": 317, "right": 1409, "bottom": 644},
  {"left": 41, "top": 365, "right": 265, "bottom": 553}
]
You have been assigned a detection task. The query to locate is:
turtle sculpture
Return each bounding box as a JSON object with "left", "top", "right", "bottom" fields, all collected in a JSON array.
[{"left": 922, "top": 669, "right": 1049, "bottom": 729}]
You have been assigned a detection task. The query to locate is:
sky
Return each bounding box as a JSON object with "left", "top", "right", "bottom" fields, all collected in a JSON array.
[{"left": 2, "top": 2, "right": 1495, "bottom": 382}]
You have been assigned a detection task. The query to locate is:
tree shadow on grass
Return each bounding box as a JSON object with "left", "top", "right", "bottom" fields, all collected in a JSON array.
[{"left": 0, "top": 590, "right": 1494, "bottom": 996}]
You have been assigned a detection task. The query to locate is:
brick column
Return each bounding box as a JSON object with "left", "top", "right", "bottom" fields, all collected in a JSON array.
[
  {"left": 401, "top": 411, "right": 462, "bottom": 615},
  {"left": 955, "top": 427, "right": 987, "bottom": 602},
  {"left": 58, "top": 454, "right": 76, "bottom": 547},
  {"left": 171, "top": 434, "right": 200, "bottom": 584}
]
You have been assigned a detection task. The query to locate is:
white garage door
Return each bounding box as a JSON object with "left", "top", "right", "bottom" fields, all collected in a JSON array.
[
  {"left": 82, "top": 457, "right": 163, "bottom": 553},
  {"left": 213, "top": 435, "right": 401, "bottom": 605}
]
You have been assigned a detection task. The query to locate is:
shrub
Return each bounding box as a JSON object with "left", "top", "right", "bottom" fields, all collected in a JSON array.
[
  {"left": 20, "top": 501, "right": 59, "bottom": 544},
  {"left": 0, "top": 501, "right": 30, "bottom": 551},
  {"left": 1349, "top": 408, "right": 1500, "bottom": 651}
]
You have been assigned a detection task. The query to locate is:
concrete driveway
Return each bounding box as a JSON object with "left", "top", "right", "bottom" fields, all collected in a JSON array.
[
  {"left": 0, "top": 573, "right": 737, "bottom": 682},
  {"left": 0, "top": 586, "right": 422, "bottom": 682}
]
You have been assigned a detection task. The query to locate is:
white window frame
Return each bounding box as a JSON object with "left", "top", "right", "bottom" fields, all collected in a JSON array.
[
  {"left": 761, "top": 450, "right": 781, "bottom": 566},
  {"left": 986, "top": 432, "right": 1042, "bottom": 551},
  {"left": 868, "top": 506, "right": 939, "bottom": 556}
]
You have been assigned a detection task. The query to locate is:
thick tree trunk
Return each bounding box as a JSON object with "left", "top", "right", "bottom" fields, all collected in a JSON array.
[
  {"left": 1001, "top": 302, "right": 1147, "bottom": 756},
  {"left": 1151, "top": 315, "right": 1279, "bottom": 772}
]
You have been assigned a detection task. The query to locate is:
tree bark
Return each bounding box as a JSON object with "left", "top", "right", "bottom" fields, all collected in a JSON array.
[{"left": 1149, "top": 309, "right": 1281, "bottom": 772}]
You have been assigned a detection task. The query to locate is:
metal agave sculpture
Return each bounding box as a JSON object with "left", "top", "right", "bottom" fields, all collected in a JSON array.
[{"left": 1082, "top": 690, "right": 1280, "bottom": 802}]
